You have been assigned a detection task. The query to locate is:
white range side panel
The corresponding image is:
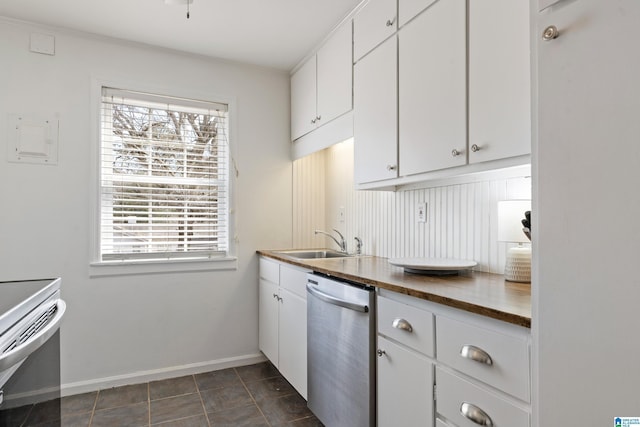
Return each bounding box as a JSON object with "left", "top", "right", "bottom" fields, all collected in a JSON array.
[{"left": 534, "top": 0, "right": 640, "bottom": 425}]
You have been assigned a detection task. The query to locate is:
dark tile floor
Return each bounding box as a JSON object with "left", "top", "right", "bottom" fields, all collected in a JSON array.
[{"left": 5, "top": 362, "right": 323, "bottom": 426}]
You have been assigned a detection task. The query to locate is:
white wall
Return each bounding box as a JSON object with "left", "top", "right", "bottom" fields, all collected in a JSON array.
[
  {"left": 0, "top": 19, "right": 292, "bottom": 393},
  {"left": 294, "top": 140, "right": 532, "bottom": 274}
]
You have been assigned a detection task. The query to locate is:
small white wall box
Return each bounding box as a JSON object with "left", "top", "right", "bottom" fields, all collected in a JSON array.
[
  {"left": 30, "top": 33, "right": 55, "bottom": 55},
  {"left": 8, "top": 114, "right": 59, "bottom": 165}
]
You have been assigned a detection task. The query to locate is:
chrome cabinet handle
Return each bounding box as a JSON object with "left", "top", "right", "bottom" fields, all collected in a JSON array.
[
  {"left": 471, "top": 144, "right": 481, "bottom": 152},
  {"left": 460, "top": 402, "right": 494, "bottom": 426},
  {"left": 452, "top": 149, "right": 461, "bottom": 157},
  {"left": 311, "top": 118, "right": 316, "bottom": 124},
  {"left": 392, "top": 318, "right": 413, "bottom": 333},
  {"left": 460, "top": 344, "right": 493, "bottom": 366},
  {"left": 272, "top": 293, "right": 278, "bottom": 299},
  {"left": 385, "top": 18, "right": 395, "bottom": 27},
  {"left": 316, "top": 115, "right": 321, "bottom": 121},
  {"left": 387, "top": 164, "right": 397, "bottom": 171},
  {"left": 542, "top": 25, "right": 559, "bottom": 41},
  {"left": 377, "top": 349, "right": 386, "bottom": 357}
]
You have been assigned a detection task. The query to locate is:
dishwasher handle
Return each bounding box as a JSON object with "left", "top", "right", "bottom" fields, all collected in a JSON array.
[{"left": 306, "top": 283, "right": 369, "bottom": 313}]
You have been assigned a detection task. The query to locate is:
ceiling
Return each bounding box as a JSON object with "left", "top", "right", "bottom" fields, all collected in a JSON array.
[{"left": 0, "top": 0, "right": 362, "bottom": 71}]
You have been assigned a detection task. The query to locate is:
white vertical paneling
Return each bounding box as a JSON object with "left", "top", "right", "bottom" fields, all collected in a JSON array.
[
  {"left": 292, "top": 150, "right": 326, "bottom": 249},
  {"left": 292, "top": 140, "right": 531, "bottom": 274}
]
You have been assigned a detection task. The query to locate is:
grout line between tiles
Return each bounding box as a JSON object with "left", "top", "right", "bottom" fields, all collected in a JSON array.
[
  {"left": 234, "top": 366, "right": 272, "bottom": 427},
  {"left": 193, "top": 373, "right": 213, "bottom": 427}
]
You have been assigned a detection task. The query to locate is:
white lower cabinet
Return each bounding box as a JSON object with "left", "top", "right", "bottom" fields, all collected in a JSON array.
[
  {"left": 258, "top": 257, "right": 311, "bottom": 399},
  {"left": 377, "top": 294, "right": 435, "bottom": 427},
  {"left": 376, "top": 290, "right": 531, "bottom": 427},
  {"left": 377, "top": 336, "right": 434, "bottom": 426}
]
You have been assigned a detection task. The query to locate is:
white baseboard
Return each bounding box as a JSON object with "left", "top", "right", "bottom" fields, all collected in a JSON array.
[{"left": 60, "top": 353, "right": 267, "bottom": 397}]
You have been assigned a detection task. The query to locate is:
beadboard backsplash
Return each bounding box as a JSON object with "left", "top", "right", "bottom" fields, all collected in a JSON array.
[{"left": 293, "top": 139, "right": 531, "bottom": 274}]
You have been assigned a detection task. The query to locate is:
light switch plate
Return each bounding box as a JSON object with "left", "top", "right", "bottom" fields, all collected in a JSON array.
[{"left": 417, "top": 202, "right": 427, "bottom": 223}]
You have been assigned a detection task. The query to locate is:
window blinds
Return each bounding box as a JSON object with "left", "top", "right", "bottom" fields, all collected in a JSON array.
[{"left": 100, "top": 87, "right": 229, "bottom": 261}]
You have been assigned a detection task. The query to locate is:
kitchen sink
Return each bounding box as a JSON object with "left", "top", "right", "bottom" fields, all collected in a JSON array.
[{"left": 273, "top": 249, "right": 352, "bottom": 259}]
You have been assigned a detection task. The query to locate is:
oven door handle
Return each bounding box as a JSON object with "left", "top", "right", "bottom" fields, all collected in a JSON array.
[{"left": 0, "top": 299, "right": 66, "bottom": 372}]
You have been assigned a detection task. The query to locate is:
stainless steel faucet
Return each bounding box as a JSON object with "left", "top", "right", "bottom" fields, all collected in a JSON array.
[
  {"left": 354, "top": 237, "right": 362, "bottom": 256},
  {"left": 315, "top": 229, "right": 347, "bottom": 253}
]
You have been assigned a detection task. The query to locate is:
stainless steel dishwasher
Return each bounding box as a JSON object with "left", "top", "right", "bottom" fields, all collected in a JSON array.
[{"left": 306, "top": 273, "right": 375, "bottom": 427}]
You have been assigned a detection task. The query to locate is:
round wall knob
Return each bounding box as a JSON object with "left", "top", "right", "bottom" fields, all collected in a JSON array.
[
  {"left": 451, "top": 149, "right": 461, "bottom": 157},
  {"left": 542, "top": 25, "right": 559, "bottom": 41},
  {"left": 316, "top": 115, "right": 322, "bottom": 121},
  {"left": 386, "top": 164, "right": 397, "bottom": 171},
  {"left": 471, "top": 144, "right": 481, "bottom": 152},
  {"left": 311, "top": 118, "right": 316, "bottom": 124}
]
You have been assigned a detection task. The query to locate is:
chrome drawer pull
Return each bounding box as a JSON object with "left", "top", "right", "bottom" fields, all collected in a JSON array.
[
  {"left": 460, "top": 344, "right": 493, "bottom": 366},
  {"left": 392, "top": 318, "right": 413, "bottom": 332},
  {"left": 460, "top": 402, "right": 493, "bottom": 426}
]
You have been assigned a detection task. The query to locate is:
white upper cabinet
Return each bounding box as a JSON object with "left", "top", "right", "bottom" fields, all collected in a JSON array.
[
  {"left": 290, "top": 20, "right": 353, "bottom": 142},
  {"left": 354, "top": 36, "right": 398, "bottom": 184},
  {"left": 399, "top": 0, "right": 467, "bottom": 175},
  {"left": 468, "top": 0, "right": 531, "bottom": 164},
  {"left": 353, "top": 0, "right": 397, "bottom": 61},
  {"left": 316, "top": 21, "right": 353, "bottom": 126},
  {"left": 398, "top": 0, "right": 438, "bottom": 27},
  {"left": 291, "top": 56, "right": 317, "bottom": 141}
]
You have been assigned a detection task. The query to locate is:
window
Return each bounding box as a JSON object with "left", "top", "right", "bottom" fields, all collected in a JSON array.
[{"left": 98, "top": 87, "right": 230, "bottom": 263}]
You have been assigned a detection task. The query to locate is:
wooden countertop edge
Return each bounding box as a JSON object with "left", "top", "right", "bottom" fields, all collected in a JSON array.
[{"left": 258, "top": 250, "right": 531, "bottom": 328}]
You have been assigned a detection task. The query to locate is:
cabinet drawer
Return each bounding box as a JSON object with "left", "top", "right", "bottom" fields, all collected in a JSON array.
[
  {"left": 378, "top": 295, "right": 434, "bottom": 357},
  {"left": 436, "top": 315, "right": 530, "bottom": 402},
  {"left": 259, "top": 257, "right": 279, "bottom": 283},
  {"left": 436, "top": 368, "right": 529, "bottom": 427},
  {"left": 280, "top": 264, "right": 311, "bottom": 299}
]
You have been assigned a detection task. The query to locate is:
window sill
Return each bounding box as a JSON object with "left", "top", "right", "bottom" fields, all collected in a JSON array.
[{"left": 89, "top": 256, "right": 238, "bottom": 277}]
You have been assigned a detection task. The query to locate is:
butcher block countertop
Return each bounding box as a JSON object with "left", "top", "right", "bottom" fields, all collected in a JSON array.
[{"left": 258, "top": 250, "right": 532, "bottom": 328}]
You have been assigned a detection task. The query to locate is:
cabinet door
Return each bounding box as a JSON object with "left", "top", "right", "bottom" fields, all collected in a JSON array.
[
  {"left": 537, "top": 2, "right": 640, "bottom": 425},
  {"left": 353, "top": 0, "right": 396, "bottom": 61},
  {"left": 377, "top": 336, "right": 433, "bottom": 427},
  {"left": 354, "top": 36, "right": 398, "bottom": 184},
  {"left": 278, "top": 288, "right": 307, "bottom": 399},
  {"left": 468, "top": 0, "right": 530, "bottom": 164},
  {"left": 317, "top": 20, "right": 353, "bottom": 126},
  {"left": 291, "top": 55, "right": 317, "bottom": 140},
  {"left": 398, "top": 0, "right": 466, "bottom": 176},
  {"left": 258, "top": 278, "right": 279, "bottom": 366},
  {"left": 398, "top": 0, "right": 437, "bottom": 27}
]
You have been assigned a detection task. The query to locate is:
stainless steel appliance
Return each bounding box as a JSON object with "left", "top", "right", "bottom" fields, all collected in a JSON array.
[
  {"left": 0, "top": 278, "right": 66, "bottom": 426},
  {"left": 306, "top": 273, "right": 375, "bottom": 427}
]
